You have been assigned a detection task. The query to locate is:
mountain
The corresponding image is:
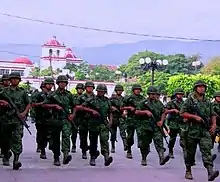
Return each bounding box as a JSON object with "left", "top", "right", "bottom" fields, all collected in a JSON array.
[{"left": 0, "top": 39, "right": 220, "bottom": 65}]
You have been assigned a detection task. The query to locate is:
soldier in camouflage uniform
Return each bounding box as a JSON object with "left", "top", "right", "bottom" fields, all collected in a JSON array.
[
  {"left": 165, "top": 88, "right": 185, "bottom": 159},
  {"left": 43, "top": 75, "right": 73, "bottom": 166},
  {"left": 71, "top": 83, "right": 85, "bottom": 153},
  {"left": 212, "top": 91, "right": 220, "bottom": 153},
  {"left": 31, "top": 78, "right": 54, "bottom": 159},
  {"left": 0, "top": 72, "right": 31, "bottom": 170},
  {"left": 180, "top": 80, "right": 219, "bottom": 181},
  {"left": 75, "top": 83, "right": 113, "bottom": 166},
  {"left": 135, "top": 86, "right": 170, "bottom": 166},
  {"left": 110, "top": 84, "right": 127, "bottom": 153},
  {"left": 121, "top": 84, "right": 145, "bottom": 159}
]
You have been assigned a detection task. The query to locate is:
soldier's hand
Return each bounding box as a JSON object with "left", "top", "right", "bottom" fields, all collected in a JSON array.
[
  {"left": 157, "top": 120, "right": 163, "bottom": 127},
  {"left": 130, "top": 107, "right": 135, "bottom": 112},
  {"left": 195, "top": 116, "right": 202, "bottom": 122},
  {"left": 68, "top": 114, "right": 74, "bottom": 121},
  {"left": 111, "top": 106, "right": 117, "bottom": 111},
  {"left": 172, "top": 109, "right": 179, "bottom": 114},
  {"left": 92, "top": 110, "right": 100, "bottom": 117},
  {"left": 0, "top": 100, "right": 9, "bottom": 106},
  {"left": 145, "top": 110, "right": 152, "bottom": 117},
  {"left": 209, "top": 124, "right": 216, "bottom": 135},
  {"left": 55, "top": 105, "right": 63, "bottom": 110},
  {"left": 18, "top": 112, "right": 26, "bottom": 120}
]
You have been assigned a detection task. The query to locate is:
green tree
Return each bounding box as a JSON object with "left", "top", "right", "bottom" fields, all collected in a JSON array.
[
  {"left": 89, "top": 65, "right": 116, "bottom": 81},
  {"left": 201, "top": 57, "right": 220, "bottom": 75}
]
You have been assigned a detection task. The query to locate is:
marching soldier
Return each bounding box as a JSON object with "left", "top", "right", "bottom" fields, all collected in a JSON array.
[
  {"left": 121, "top": 84, "right": 145, "bottom": 159},
  {"left": 0, "top": 72, "right": 31, "bottom": 170},
  {"left": 110, "top": 84, "right": 127, "bottom": 152},
  {"left": 43, "top": 75, "right": 73, "bottom": 166},
  {"left": 180, "top": 80, "right": 219, "bottom": 181},
  {"left": 71, "top": 83, "right": 85, "bottom": 153}
]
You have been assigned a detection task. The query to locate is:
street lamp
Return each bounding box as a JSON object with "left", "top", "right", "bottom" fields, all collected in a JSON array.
[
  {"left": 115, "top": 70, "right": 122, "bottom": 81},
  {"left": 139, "top": 57, "right": 168, "bottom": 85},
  {"left": 192, "top": 60, "right": 201, "bottom": 72}
]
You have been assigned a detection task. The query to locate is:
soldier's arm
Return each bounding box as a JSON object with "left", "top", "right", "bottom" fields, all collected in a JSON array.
[
  {"left": 31, "top": 93, "right": 44, "bottom": 107},
  {"left": 135, "top": 101, "right": 152, "bottom": 116},
  {"left": 120, "top": 96, "right": 134, "bottom": 111},
  {"left": 42, "top": 96, "right": 60, "bottom": 109},
  {"left": 164, "top": 101, "right": 176, "bottom": 115},
  {"left": 107, "top": 99, "right": 113, "bottom": 124},
  {"left": 22, "top": 91, "right": 31, "bottom": 115},
  {"left": 210, "top": 102, "right": 217, "bottom": 127}
]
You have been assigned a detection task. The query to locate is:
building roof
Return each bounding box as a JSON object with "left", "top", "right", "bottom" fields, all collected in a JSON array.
[
  {"left": 42, "top": 36, "right": 65, "bottom": 47},
  {"left": 12, "top": 56, "right": 33, "bottom": 65}
]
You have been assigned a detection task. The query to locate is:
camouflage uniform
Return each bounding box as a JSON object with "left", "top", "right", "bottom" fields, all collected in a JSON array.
[
  {"left": 79, "top": 83, "right": 113, "bottom": 166},
  {"left": 43, "top": 75, "right": 73, "bottom": 166},
  {"left": 31, "top": 78, "right": 54, "bottom": 159},
  {"left": 71, "top": 83, "right": 85, "bottom": 153},
  {"left": 180, "top": 80, "right": 219, "bottom": 181},
  {"left": 0, "top": 72, "right": 30, "bottom": 170},
  {"left": 212, "top": 91, "right": 220, "bottom": 153},
  {"left": 136, "top": 86, "right": 170, "bottom": 166},
  {"left": 166, "top": 88, "right": 185, "bottom": 158},
  {"left": 110, "top": 84, "right": 127, "bottom": 152},
  {"left": 122, "top": 84, "right": 145, "bottom": 159}
]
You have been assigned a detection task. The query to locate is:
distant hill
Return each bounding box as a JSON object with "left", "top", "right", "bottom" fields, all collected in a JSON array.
[{"left": 0, "top": 39, "right": 220, "bottom": 65}]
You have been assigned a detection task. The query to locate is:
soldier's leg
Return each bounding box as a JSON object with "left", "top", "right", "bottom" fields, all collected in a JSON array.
[
  {"left": 110, "top": 122, "right": 117, "bottom": 153},
  {"left": 61, "top": 120, "right": 72, "bottom": 165},
  {"left": 1, "top": 123, "right": 13, "bottom": 166},
  {"left": 126, "top": 123, "right": 135, "bottom": 159},
  {"left": 88, "top": 127, "right": 99, "bottom": 166},
  {"left": 71, "top": 124, "right": 78, "bottom": 153},
  {"left": 153, "top": 130, "right": 170, "bottom": 165},
  {"left": 0, "top": 121, "right": 3, "bottom": 158},
  {"left": 99, "top": 124, "right": 113, "bottom": 166},
  {"left": 39, "top": 124, "right": 49, "bottom": 159},
  {"left": 199, "top": 133, "right": 219, "bottom": 181},
  {"left": 118, "top": 118, "right": 127, "bottom": 151},
  {"left": 50, "top": 125, "right": 62, "bottom": 166},
  {"left": 35, "top": 123, "right": 41, "bottom": 153},
  {"left": 168, "top": 128, "right": 178, "bottom": 158},
  {"left": 11, "top": 123, "right": 23, "bottom": 170},
  {"left": 79, "top": 122, "right": 88, "bottom": 159}
]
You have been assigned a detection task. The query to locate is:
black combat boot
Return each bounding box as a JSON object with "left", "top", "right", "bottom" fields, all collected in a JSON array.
[
  {"left": 158, "top": 151, "right": 170, "bottom": 165},
  {"left": 82, "top": 151, "right": 87, "bottom": 159},
  {"left": 185, "top": 166, "right": 193, "bottom": 180},
  {"left": 104, "top": 154, "right": 113, "bottom": 166},
  {"left": 36, "top": 145, "right": 41, "bottom": 153},
  {"left": 63, "top": 153, "right": 72, "bottom": 165},
  {"left": 71, "top": 146, "right": 76, "bottom": 153},
  {"left": 126, "top": 147, "right": 132, "bottom": 159},
  {"left": 141, "top": 152, "right": 147, "bottom": 166},
  {"left": 111, "top": 141, "right": 115, "bottom": 153},
  {"left": 168, "top": 148, "right": 174, "bottom": 159},
  {"left": 40, "top": 149, "right": 47, "bottom": 159},
  {"left": 122, "top": 139, "right": 128, "bottom": 151},
  {"left": 13, "top": 154, "right": 22, "bottom": 170},
  {"left": 90, "top": 156, "right": 96, "bottom": 166},
  {"left": 53, "top": 156, "right": 61, "bottom": 166},
  {"left": 206, "top": 165, "right": 219, "bottom": 181}
]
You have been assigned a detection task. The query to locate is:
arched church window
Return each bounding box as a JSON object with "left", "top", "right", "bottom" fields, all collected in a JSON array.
[
  {"left": 49, "top": 49, "right": 53, "bottom": 56},
  {"left": 57, "top": 50, "right": 60, "bottom": 57}
]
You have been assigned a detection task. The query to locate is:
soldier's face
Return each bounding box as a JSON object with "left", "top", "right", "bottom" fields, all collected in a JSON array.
[
  {"left": 58, "top": 82, "right": 67, "bottom": 89},
  {"left": 97, "top": 91, "right": 105, "bottom": 96},
  {"left": 77, "top": 88, "right": 84, "bottom": 94},
  {"left": 3, "top": 80, "right": 10, "bottom": 87},
  {"left": 133, "top": 89, "right": 141, "bottom": 95},
  {"left": 10, "top": 78, "right": 20, "bottom": 86},
  {"left": 196, "top": 86, "right": 206, "bottom": 95},
  {"left": 45, "top": 84, "right": 53, "bottom": 90},
  {"left": 116, "top": 91, "right": 123, "bottom": 95},
  {"left": 176, "top": 94, "right": 184, "bottom": 99},
  {"left": 215, "top": 96, "right": 220, "bottom": 102},
  {"left": 86, "top": 86, "right": 94, "bottom": 93},
  {"left": 149, "top": 93, "right": 157, "bottom": 100}
]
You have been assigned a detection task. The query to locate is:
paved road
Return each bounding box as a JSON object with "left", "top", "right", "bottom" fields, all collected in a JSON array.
[{"left": 1, "top": 123, "right": 220, "bottom": 182}]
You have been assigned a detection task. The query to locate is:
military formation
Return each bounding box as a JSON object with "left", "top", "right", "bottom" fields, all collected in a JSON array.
[{"left": 0, "top": 72, "right": 220, "bottom": 181}]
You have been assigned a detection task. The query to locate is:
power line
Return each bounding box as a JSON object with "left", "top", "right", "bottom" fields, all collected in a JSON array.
[
  {"left": 0, "top": 50, "right": 39, "bottom": 58},
  {"left": 1, "top": 12, "right": 220, "bottom": 42}
]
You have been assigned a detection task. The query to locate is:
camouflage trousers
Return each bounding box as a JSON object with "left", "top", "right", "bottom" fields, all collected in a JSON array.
[
  {"left": 110, "top": 117, "right": 127, "bottom": 142},
  {"left": 168, "top": 128, "right": 180, "bottom": 150},
  {"left": 99, "top": 124, "right": 110, "bottom": 156},
  {"left": 71, "top": 121, "right": 79, "bottom": 149},
  {"left": 152, "top": 128, "right": 165, "bottom": 154},
  {"left": 185, "top": 131, "right": 213, "bottom": 167},
  {"left": 78, "top": 120, "right": 89, "bottom": 153},
  {"left": 126, "top": 119, "right": 137, "bottom": 148},
  {"left": 62, "top": 120, "right": 72, "bottom": 154},
  {"left": 1, "top": 122, "right": 23, "bottom": 155}
]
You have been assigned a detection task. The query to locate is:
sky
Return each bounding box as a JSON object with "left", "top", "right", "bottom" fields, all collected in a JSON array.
[{"left": 0, "top": 0, "right": 220, "bottom": 47}]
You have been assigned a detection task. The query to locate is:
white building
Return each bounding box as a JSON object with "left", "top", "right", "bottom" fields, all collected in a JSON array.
[
  {"left": 0, "top": 57, "right": 34, "bottom": 77},
  {"left": 40, "top": 36, "right": 83, "bottom": 70}
]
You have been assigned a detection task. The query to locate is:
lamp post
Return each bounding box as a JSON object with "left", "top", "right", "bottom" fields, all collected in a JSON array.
[
  {"left": 115, "top": 70, "right": 122, "bottom": 81},
  {"left": 139, "top": 57, "right": 168, "bottom": 85},
  {"left": 192, "top": 60, "right": 201, "bottom": 72}
]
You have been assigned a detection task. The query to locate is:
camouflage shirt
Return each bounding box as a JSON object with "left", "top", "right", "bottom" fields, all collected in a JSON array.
[
  {"left": 110, "top": 95, "right": 124, "bottom": 119},
  {"left": 166, "top": 98, "right": 184, "bottom": 129},
  {"left": 212, "top": 100, "right": 220, "bottom": 127}
]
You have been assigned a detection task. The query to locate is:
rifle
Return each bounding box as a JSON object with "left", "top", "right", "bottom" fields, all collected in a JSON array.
[
  {"left": 190, "top": 98, "right": 210, "bottom": 130},
  {"left": 0, "top": 91, "right": 32, "bottom": 135},
  {"left": 85, "top": 97, "right": 117, "bottom": 142},
  {"left": 144, "top": 100, "right": 169, "bottom": 145},
  {"left": 49, "top": 94, "right": 77, "bottom": 129}
]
